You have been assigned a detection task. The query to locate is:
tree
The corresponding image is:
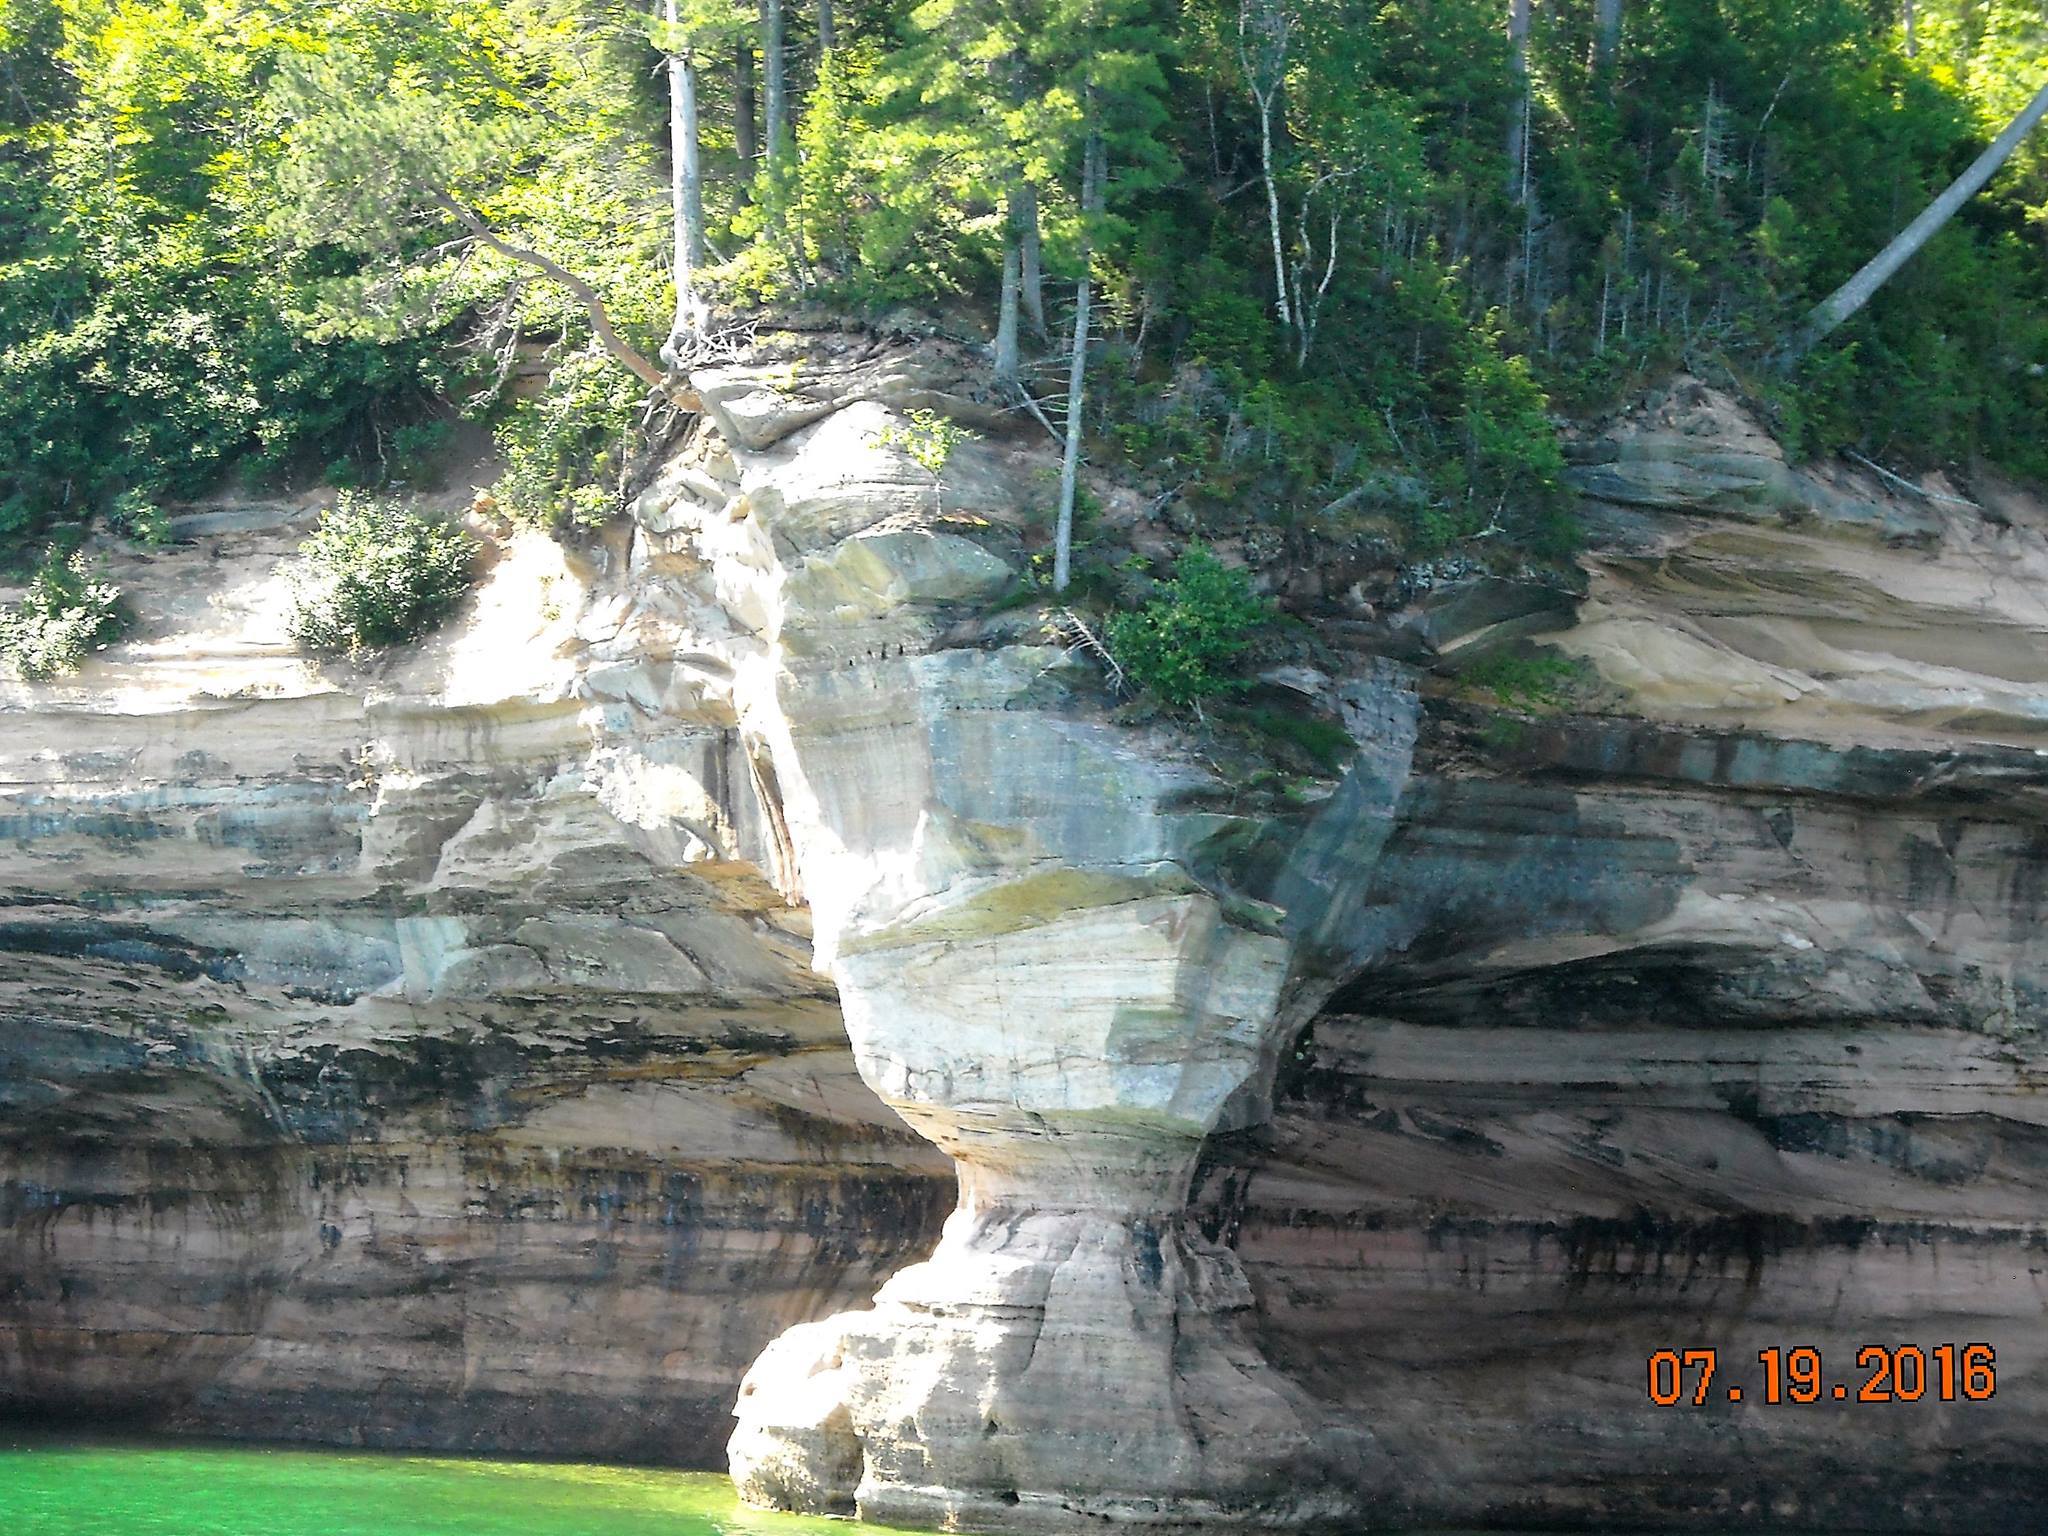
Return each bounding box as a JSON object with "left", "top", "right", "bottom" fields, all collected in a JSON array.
[
  {"left": 1054, "top": 126, "right": 1102, "bottom": 592},
  {"left": 1238, "top": 0, "right": 1294, "bottom": 329},
  {"left": 1506, "top": 0, "right": 1530, "bottom": 202},
  {"left": 1595, "top": 0, "right": 1621, "bottom": 71},
  {"left": 735, "top": 37, "right": 759, "bottom": 184},
  {"left": 664, "top": 0, "right": 707, "bottom": 350},
  {"left": 762, "top": 0, "right": 788, "bottom": 169},
  {"left": 1780, "top": 78, "right": 2048, "bottom": 363},
  {"left": 266, "top": 52, "right": 668, "bottom": 389}
]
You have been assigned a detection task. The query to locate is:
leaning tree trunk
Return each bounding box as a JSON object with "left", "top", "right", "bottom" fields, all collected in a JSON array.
[
  {"left": 762, "top": 0, "right": 788, "bottom": 170},
  {"left": 1781, "top": 79, "right": 2048, "bottom": 364},
  {"left": 434, "top": 194, "right": 667, "bottom": 389},
  {"left": 1054, "top": 132, "right": 1103, "bottom": 595}
]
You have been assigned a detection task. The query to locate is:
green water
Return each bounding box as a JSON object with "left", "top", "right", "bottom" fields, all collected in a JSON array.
[
  {"left": 0, "top": 1438, "right": 919, "bottom": 1536},
  {"left": 0, "top": 1437, "right": 1765, "bottom": 1535}
]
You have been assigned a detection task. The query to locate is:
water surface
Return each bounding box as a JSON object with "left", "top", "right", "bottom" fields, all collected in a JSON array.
[
  {"left": 0, "top": 1438, "right": 910, "bottom": 1536},
  {"left": 0, "top": 1437, "right": 1765, "bottom": 1535}
]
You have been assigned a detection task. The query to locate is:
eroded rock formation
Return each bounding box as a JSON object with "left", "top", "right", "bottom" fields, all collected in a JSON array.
[{"left": 3, "top": 344, "right": 2045, "bottom": 1531}]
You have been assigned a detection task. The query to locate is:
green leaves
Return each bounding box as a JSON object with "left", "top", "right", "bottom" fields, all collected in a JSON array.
[
  {"left": 288, "top": 493, "right": 479, "bottom": 654},
  {"left": 0, "top": 549, "right": 126, "bottom": 681},
  {"left": 1105, "top": 546, "right": 1273, "bottom": 709}
]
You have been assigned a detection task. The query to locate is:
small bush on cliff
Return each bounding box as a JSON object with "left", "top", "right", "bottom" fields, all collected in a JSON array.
[
  {"left": 289, "top": 494, "right": 478, "bottom": 656},
  {"left": 0, "top": 548, "right": 127, "bottom": 680},
  {"left": 1106, "top": 547, "right": 1273, "bottom": 711}
]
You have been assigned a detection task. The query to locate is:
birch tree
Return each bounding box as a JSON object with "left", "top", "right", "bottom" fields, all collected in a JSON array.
[
  {"left": 1237, "top": 0, "right": 1293, "bottom": 329},
  {"left": 662, "top": 0, "right": 705, "bottom": 352},
  {"left": 1054, "top": 127, "right": 1103, "bottom": 592},
  {"left": 1780, "top": 78, "right": 2048, "bottom": 363}
]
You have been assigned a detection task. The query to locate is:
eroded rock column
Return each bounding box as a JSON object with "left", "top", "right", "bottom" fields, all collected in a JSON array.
[
  {"left": 622, "top": 351, "right": 1368, "bottom": 1527},
  {"left": 731, "top": 879, "right": 1354, "bottom": 1529},
  {"left": 714, "top": 647, "right": 1365, "bottom": 1529}
]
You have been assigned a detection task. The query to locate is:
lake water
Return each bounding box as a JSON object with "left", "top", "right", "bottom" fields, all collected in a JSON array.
[
  {"left": 0, "top": 1438, "right": 914, "bottom": 1536},
  {"left": 0, "top": 1435, "right": 1756, "bottom": 1535}
]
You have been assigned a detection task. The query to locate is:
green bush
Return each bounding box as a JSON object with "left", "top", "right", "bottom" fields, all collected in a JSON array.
[
  {"left": 0, "top": 548, "right": 127, "bottom": 680},
  {"left": 1458, "top": 648, "right": 1587, "bottom": 713},
  {"left": 1106, "top": 546, "right": 1274, "bottom": 710},
  {"left": 288, "top": 493, "right": 478, "bottom": 655}
]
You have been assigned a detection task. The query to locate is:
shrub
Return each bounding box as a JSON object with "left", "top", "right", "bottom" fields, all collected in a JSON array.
[
  {"left": 288, "top": 493, "right": 477, "bottom": 655},
  {"left": 1105, "top": 546, "right": 1273, "bottom": 710},
  {"left": 0, "top": 549, "right": 127, "bottom": 680},
  {"left": 1458, "top": 648, "right": 1587, "bottom": 713}
]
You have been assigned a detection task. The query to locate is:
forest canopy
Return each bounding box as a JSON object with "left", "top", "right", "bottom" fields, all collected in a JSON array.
[{"left": 1, "top": 0, "right": 2044, "bottom": 566}]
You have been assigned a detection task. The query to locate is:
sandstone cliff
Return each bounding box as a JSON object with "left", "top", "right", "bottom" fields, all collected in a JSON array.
[{"left": 1, "top": 341, "right": 2044, "bottom": 1531}]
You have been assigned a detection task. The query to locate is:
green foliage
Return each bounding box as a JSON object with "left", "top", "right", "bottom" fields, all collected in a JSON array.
[
  {"left": 1221, "top": 704, "right": 1355, "bottom": 776},
  {"left": 1457, "top": 648, "right": 1588, "bottom": 714},
  {"left": 288, "top": 494, "right": 478, "bottom": 655},
  {"left": 1105, "top": 546, "right": 1273, "bottom": 708},
  {"left": 494, "top": 350, "right": 644, "bottom": 531},
  {"left": 0, "top": 0, "right": 2043, "bottom": 580},
  {"left": 880, "top": 409, "right": 977, "bottom": 474},
  {"left": 0, "top": 549, "right": 126, "bottom": 680}
]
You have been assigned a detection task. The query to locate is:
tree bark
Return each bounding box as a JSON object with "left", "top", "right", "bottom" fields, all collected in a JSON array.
[
  {"left": 1020, "top": 182, "right": 1045, "bottom": 335},
  {"left": 432, "top": 193, "right": 667, "bottom": 389},
  {"left": 1595, "top": 0, "right": 1621, "bottom": 71},
  {"left": 995, "top": 191, "right": 1022, "bottom": 381},
  {"left": 735, "top": 38, "right": 758, "bottom": 187},
  {"left": 762, "top": 0, "right": 787, "bottom": 170},
  {"left": 1238, "top": 0, "right": 1292, "bottom": 329},
  {"left": 1506, "top": 0, "right": 1530, "bottom": 201},
  {"left": 665, "top": 1, "right": 705, "bottom": 349},
  {"left": 1781, "top": 79, "right": 2048, "bottom": 364},
  {"left": 1055, "top": 132, "right": 1102, "bottom": 595},
  {"left": 817, "top": 0, "right": 835, "bottom": 53},
  {"left": 1902, "top": 0, "right": 1916, "bottom": 57}
]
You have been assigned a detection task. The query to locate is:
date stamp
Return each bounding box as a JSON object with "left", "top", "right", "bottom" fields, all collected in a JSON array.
[{"left": 1647, "top": 1345, "right": 1996, "bottom": 1406}]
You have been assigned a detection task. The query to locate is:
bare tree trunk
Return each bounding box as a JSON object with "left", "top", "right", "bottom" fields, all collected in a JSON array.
[
  {"left": 1055, "top": 132, "right": 1103, "bottom": 595},
  {"left": 1595, "top": 0, "right": 1621, "bottom": 70},
  {"left": 1506, "top": 0, "right": 1530, "bottom": 201},
  {"left": 995, "top": 189, "right": 1023, "bottom": 380},
  {"left": 1902, "top": 0, "right": 1916, "bottom": 57},
  {"left": 762, "top": 0, "right": 787, "bottom": 170},
  {"left": 734, "top": 38, "right": 758, "bottom": 188},
  {"left": 1782, "top": 79, "right": 2048, "bottom": 364},
  {"left": 1020, "top": 183, "right": 1046, "bottom": 335},
  {"left": 816, "top": 0, "right": 835, "bottom": 52},
  {"left": 664, "top": 0, "right": 704, "bottom": 353},
  {"left": 1239, "top": 0, "right": 1292, "bottom": 329}
]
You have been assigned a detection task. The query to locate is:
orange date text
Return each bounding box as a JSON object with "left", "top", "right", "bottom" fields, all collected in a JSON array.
[{"left": 1645, "top": 1345, "right": 1995, "bottom": 1406}]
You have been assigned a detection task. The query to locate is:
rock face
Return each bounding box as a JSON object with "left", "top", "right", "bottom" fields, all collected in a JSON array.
[
  {"left": 0, "top": 500, "right": 953, "bottom": 1457},
  {"left": 3, "top": 351, "right": 2046, "bottom": 1531}
]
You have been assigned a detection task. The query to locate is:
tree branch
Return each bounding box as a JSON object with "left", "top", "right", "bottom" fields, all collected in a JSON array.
[{"left": 431, "top": 191, "right": 668, "bottom": 390}]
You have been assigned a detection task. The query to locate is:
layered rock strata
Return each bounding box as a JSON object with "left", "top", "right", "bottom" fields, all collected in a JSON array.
[{"left": 2, "top": 346, "right": 2046, "bottom": 1532}]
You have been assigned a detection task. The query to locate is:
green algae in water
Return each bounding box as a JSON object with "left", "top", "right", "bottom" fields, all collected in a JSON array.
[{"left": 0, "top": 1439, "right": 920, "bottom": 1536}]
